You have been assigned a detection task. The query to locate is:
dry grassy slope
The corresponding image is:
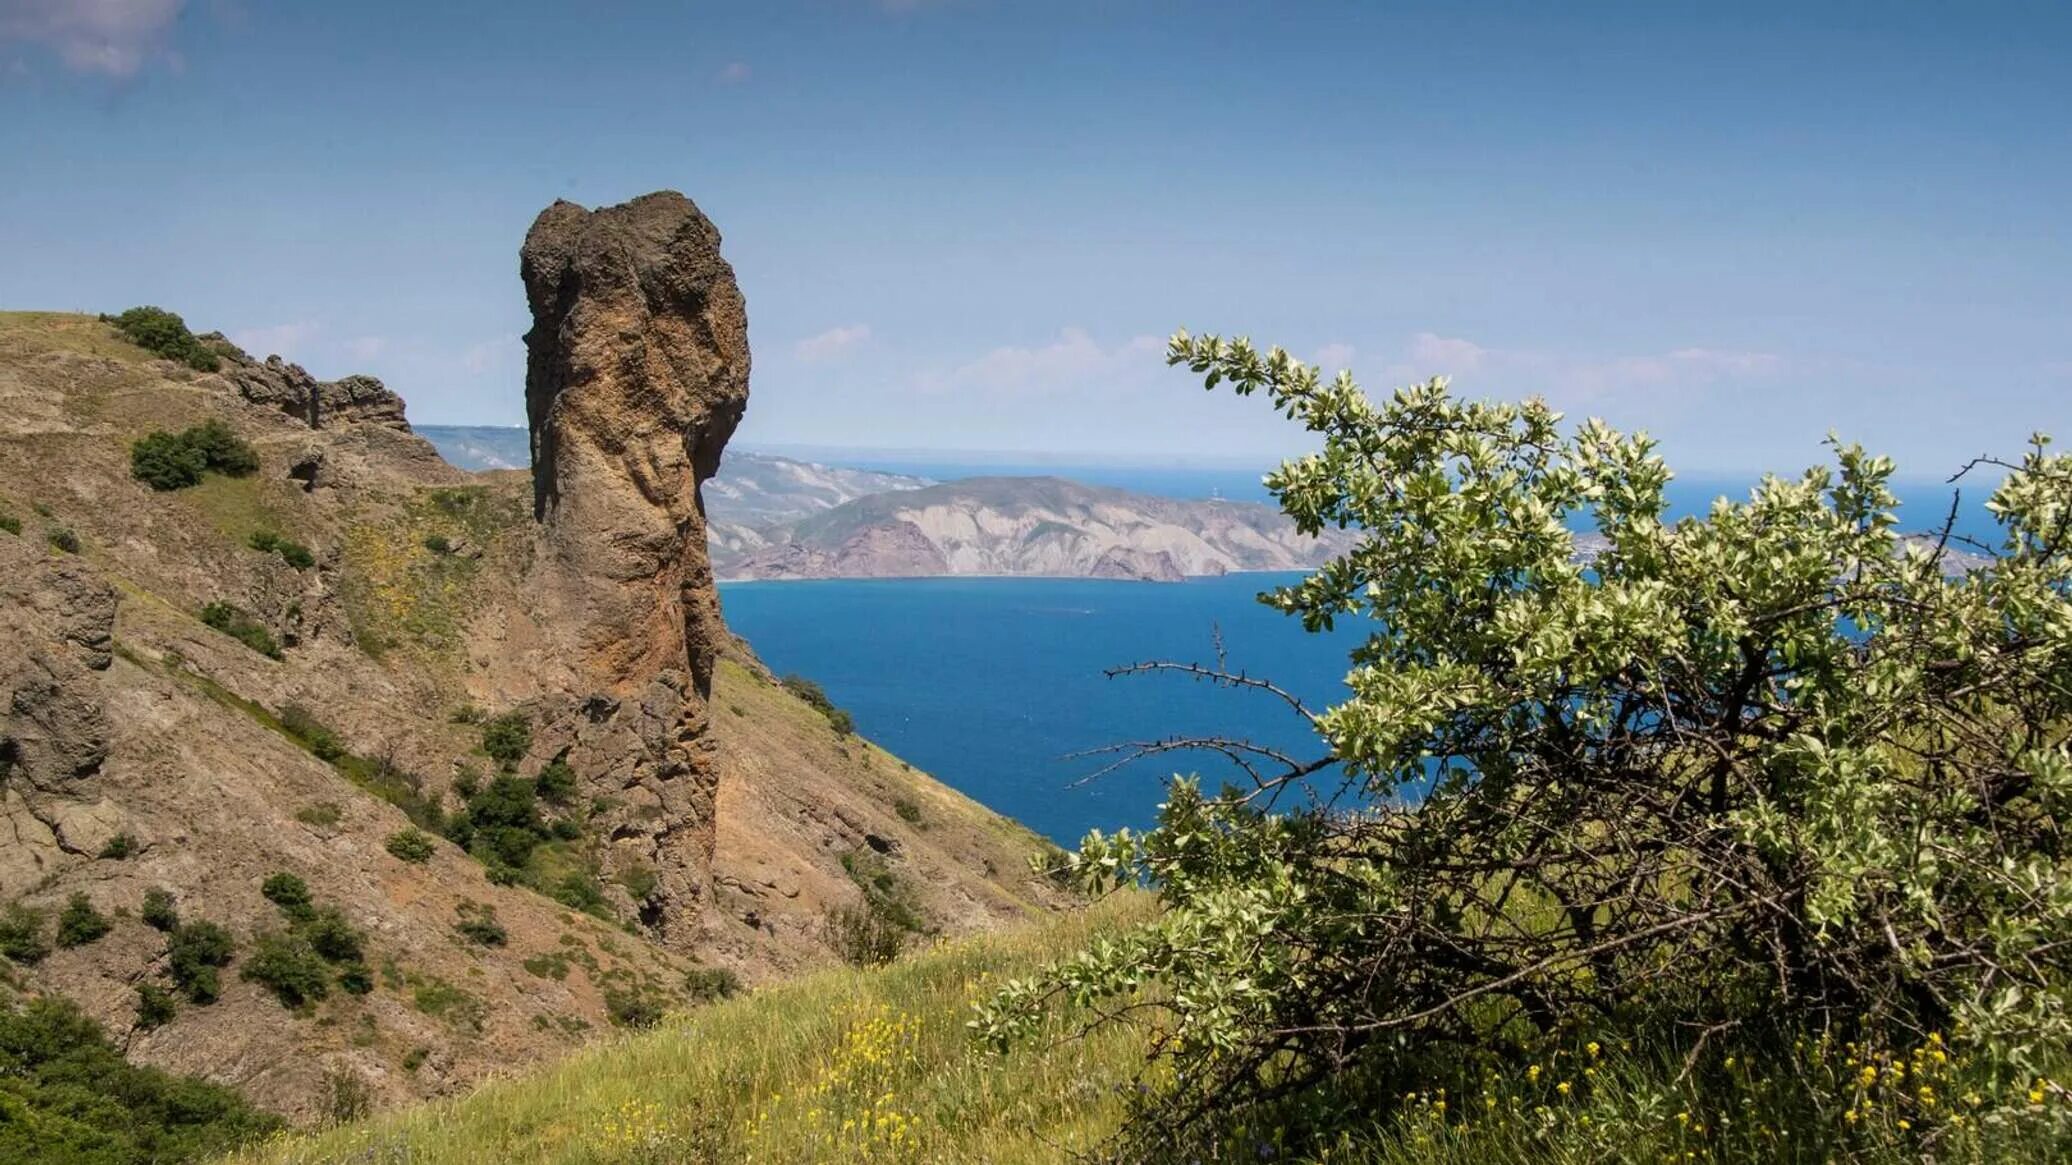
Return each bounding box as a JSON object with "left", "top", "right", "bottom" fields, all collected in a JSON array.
[{"left": 0, "top": 312, "right": 1065, "bottom": 1121}]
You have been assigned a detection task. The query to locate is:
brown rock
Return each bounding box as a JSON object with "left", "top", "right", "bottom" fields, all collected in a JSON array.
[
  {"left": 203, "top": 334, "right": 413, "bottom": 431},
  {"left": 508, "top": 191, "right": 750, "bottom": 946}
]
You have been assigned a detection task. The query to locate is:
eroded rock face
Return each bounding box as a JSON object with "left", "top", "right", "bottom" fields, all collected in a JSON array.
[
  {"left": 204, "top": 335, "right": 412, "bottom": 431},
  {"left": 513, "top": 191, "right": 750, "bottom": 944}
]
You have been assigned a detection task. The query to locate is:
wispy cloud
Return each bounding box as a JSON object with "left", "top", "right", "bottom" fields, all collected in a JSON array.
[
  {"left": 342, "top": 335, "right": 388, "bottom": 362},
  {"left": 230, "top": 320, "right": 319, "bottom": 360},
  {"left": 795, "top": 323, "right": 872, "bottom": 363},
  {"left": 1376, "top": 332, "right": 1782, "bottom": 404},
  {"left": 714, "top": 60, "right": 750, "bottom": 85},
  {"left": 926, "top": 328, "right": 1166, "bottom": 395},
  {"left": 0, "top": 0, "right": 185, "bottom": 77}
]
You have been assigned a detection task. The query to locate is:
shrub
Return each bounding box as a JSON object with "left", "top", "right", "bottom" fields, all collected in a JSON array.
[
  {"left": 248, "top": 530, "right": 315, "bottom": 570},
  {"left": 0, "top": 510, "right": 19, "bottom": 535},
  {"left": 47, "top": 526, "right": 80, "bottom": 554},
  {"left": 134, "top": 982, "right": 177, "bottom": 1030},
  {"left": 55, "top": 892, "right": 111, "bottom": 947},
  {"left": 140, "top": 887, "right": 180, "bottom": 932},
  {"left": 98, "top": 832, "right": 137, "bottom": 859},
  {"left": 684, "top": 965, "right": 741, "bottom": 1003},
  {"left": 534, "top": 758, "right": 578, "bottom": 805},
  {"left": 199, "top": 601, "right": 281, "bottom": 659},
  {"left": 603, "top": 986, "right": 665, "bottom": 1029},
  {"left": 423, "top": 533, "right": 452, "bottom": 555},
  {"left": 130, "top": 429, "right": 208, "bottom": 490},
  {"left": 824, "top": 903, "right": 904, "bottom": 969},
  {"left": 294, "top": 803, "right": 342, "bottom": 828},
  {"left": 780, "top": 673, "right": 857, "bottom": 735},
  {"left": 978, "top": 334, "right": 2072, "bottom": 1151},
  {"left": 0, "top": 996, "right": 280, "bottom": 1162},
  {"left": 302, "top": 907, "right": 365, "bottom": 964},
  {"left": 260, "top": 872, "right": 314, "bottom": 921},
  {"left": 893, "top": 797, "right": 923, "bottom": 825},
  {"left": 337, "top": 962, "right": 374, "bottom": 995},
  {"left": 107, "top": 305, "right": 222, "bottom": 371},
  {"left": 129, "top": 419, "right": 259, "bottom": 491},
  {"left": 166, "top": 920, "right": 234, "bottom": 1003},
  {"left": 385, "top": 828, "right": 436, "bottom": 863},
  {"left": 453, "top": 902, "right": 507, "bottom": 947},
  {"left": 466, "top": 775, "right": 544, "bottom": 866},
  {"left": 241, "top": 931, "right": 330, "bottom": 1008},
  {"left": 0, "top": 904, "right": 50, "bottom": 964},
  {"left": 480, "top": 711, "right": 532, "bottom": 769}
]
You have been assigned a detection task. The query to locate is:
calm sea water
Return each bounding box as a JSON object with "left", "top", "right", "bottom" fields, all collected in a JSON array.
[{"left": 721, "top": 574, "right": 1365, "bottom": 845}]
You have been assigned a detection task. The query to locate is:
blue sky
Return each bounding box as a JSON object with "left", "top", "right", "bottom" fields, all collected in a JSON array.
[{"left": 2, "top": 1, "right": 2068, "bottom": 473}]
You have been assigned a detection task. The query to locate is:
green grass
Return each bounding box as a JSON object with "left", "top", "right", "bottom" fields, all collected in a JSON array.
[{"left": 220, "top": 897, "right": 1157, "bottom": 1165}]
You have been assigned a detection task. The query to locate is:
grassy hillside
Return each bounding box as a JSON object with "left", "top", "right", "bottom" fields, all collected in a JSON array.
[{"left": 221, "top": 897, "right": 1155, "bottom": 1165}]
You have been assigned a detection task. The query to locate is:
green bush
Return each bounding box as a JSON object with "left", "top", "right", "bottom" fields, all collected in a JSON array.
[
  {"left": 533, "top": 758, "right": 578, "bottom": 805},
  {"left": 385, "top": 828, "right": 436, "bottom": 863},
  {"left": 0, "top": 996, "right": 280, "bottom": 1163},
  {"left": 240, "top": 930, "right": 330, "bottom": 1008},
  {"left": 781, "top": 674, "right": 856, "bottom": 736},
  {"left": 55, "top": 892, "right": 111, "bottom": 948},
  {"left": 198, "top": 601, "right": 281, "bottom": 659},
  {"left": 248, "top": 530, "right": 316, "bottom": 570},
  {"left": 302, "top": 907, "right": 365, "bottom": 964},
  {"left": 260, "top": 872, "right": 314, "bottom": 921},
  {"left": 140, "top": 888, "right": 179, "bottom": 932},
  {"left": 979, "top": 334, "right": 2072, "bottom": 1154},
  {"left": 294, "top": 803, "right": 342, "bottom": 828},
  {"left": 106, "top": 305, "right": 223, "bottom": 371},
  {"left": 129, "top": 420, "right": 258, "bottom": 492},
  {"left": 0, "top": 510, "right": 19, "bottom": 536},
  {"left": 97, "top": 832, "right": 137, "bottom": 859},
  {"left": 165, "top": 920, "right": 233, "bottom": 1004},
  {"left": 48, "top": 526, "right": 81, "bottom": 554},
  {"left": 0, "top": 904, "right": 50, "bottom": 964},
  {"left": 684, "top": 965, "right": 741, "bottom": 1004},
  {"left": 824, "top": 903, "right": 905, "bottom": 968},
  {"left": 336, "top": 961, "right": 374, "bottom": 996},
  {"left": 422, "top": 533, "right": 452, "bottom": 555},
  {"left": 893, "top": 797, "right": 923, "bottom": 825},
  {"left": 480, "top": 711, "right": 532, "bottom": 769},
  {"left": 465, "top": 775, "right": 544, "bottom": 866},
  {"left": 134, "top": 982, "right": 177, "bottom": 1031},
  {"left": 602, "top": 986, "right": 665, "bottom": 1029}
]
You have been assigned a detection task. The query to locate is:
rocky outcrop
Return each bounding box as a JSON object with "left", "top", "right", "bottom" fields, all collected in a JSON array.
[
  {"left": 503, "top": 191, "right": 750, "bottom": 946},
  {"left": 205, "top": 335, "right": 412, "bottom": 431},
  {"left": 1088, "top": 545, "right": 1187, "bottom": 582}
]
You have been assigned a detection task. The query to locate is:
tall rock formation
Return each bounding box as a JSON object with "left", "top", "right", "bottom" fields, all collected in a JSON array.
[{"left": 504, "top": 191, "right": 750, "bottom": 944}]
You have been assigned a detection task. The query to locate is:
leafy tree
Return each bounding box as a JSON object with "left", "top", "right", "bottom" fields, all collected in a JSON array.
[
  {"left": 55, "top": 893, "right": 111, "bottom": 948},
  {"left": 979, "top": 333, "right": 2072, "bottom": 1147},
  {"left": 181, "top": 419, "right": 259, "bottom": 477},
  {"left": 466, "top": 775, "right": 544, "bottom": 867},
  {"left": 534, "top": 758, "right": 578, "bottom": 805},
  {"left": 782, "top": 674, "right": 856, "bottom": 736}
]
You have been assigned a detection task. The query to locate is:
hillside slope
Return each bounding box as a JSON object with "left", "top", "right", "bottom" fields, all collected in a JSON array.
[{"left": 0, "top": 300, "right": 1059, "bottom": 1120}]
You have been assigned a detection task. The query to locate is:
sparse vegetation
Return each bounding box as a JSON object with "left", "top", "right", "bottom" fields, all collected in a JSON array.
[
  {"left": 893, "top": 796, "right": 923, "bottom": 825},
  {"left": 533, "top": 757, "right": 577, "bottom": 805},
  {"left": 260, "top": 872, "right": 315, "bottom": 921},
  {"left": 684, "top": 965, "right": 742, "bottom": 1004},
  {"left": 294, "top": 803, "right": 342, "bottom": 829},
  {"left": 129, "top": 420, "right": 258, "bottom": 491},
  {"left": 97, "top": 832, "right": 137, "bottom": 859},
  {"left": 105, "top": 304, "right": 223, "bottom": 371},
  {"left": 199, "top": 601, "right": 282, "bottom": 659},
  {"left": 55, "top": 892, "right": 111, "bottom": 948},
  {"left": 240, "top": 930, "right": 331, "bottom": 1008},
  {"left": 453, "top": 902, "right": 508, "bottom": 947},
  {"left": 48, "top": 525, "right": 80, "bottom": 554},
  {"left": 781, "top": 673, "right": 856, "bottom": 736},
  {"left": 133, "top": 982, "right": 177, "bottom": 1031},
  {"left": 0, "top": 510, "right": 19, "bottom": 535}
]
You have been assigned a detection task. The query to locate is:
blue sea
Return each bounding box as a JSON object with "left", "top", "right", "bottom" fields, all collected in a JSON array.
[{"left": 721, "top": 573, "right": 1365, "bottom": 846}]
